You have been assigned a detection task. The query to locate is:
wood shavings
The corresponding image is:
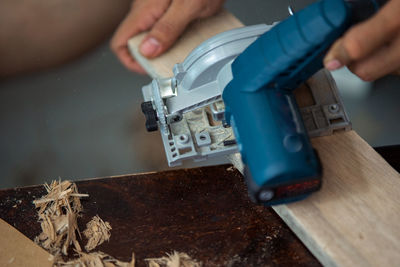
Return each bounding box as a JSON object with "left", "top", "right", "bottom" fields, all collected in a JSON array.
[
  {"left": 33, "top": 180, "right": 200, "bottom": 267},
  {"left": 54, "top": 251, "right": 135, "bottom": 267},
  {"left": 33, "top": 180, "right": 88, "bottom": 255},
  {"left": 83, "top": 215, "right": 112, "bottom": 251},
  {"left": 145, "top": 251, "right": 201, "bottom": 267},
  {"left": 226, "top": 166, "right": 235, "bottom": 172}
]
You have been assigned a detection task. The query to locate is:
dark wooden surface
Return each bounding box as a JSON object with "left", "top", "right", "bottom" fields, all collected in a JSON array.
[{"left": 0, "top": 164, "right": 320, "bottom": 266}]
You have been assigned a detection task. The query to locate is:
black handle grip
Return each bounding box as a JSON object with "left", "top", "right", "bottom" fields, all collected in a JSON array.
[{"left": 141, "top": 101, "right": 158, "bottom": 132}]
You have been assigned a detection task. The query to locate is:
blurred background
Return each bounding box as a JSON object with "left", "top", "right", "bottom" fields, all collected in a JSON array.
[{"left": 1, "top": 0, "right": 399, "bottom": 189}]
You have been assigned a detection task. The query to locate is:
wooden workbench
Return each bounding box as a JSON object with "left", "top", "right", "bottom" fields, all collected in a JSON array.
[
  {"left": 0, "top": 165, "right": 320, "bottom": 266},
  {"left": 1, "top": 145, "right": 399, "bottom": 266}
]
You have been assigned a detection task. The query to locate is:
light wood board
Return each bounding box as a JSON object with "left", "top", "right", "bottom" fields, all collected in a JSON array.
[
  {"left": 0, "top": 218, "right": 52, "bottom": 267},
  {"left": 128, "top": 9, "right": 400, "bottom": 266}
]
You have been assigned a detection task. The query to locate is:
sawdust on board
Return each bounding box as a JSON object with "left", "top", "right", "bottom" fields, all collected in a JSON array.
[
  {"left": 145, "top": 251, "right": 201, "bottom": 267},
  {"left": 33, "top": 180, "right": 88, "bottom": 255},
  {"left": 54, "top": 251, "right": 135, "bottom": 267},
  {"left": 33, "top": 180, "right": 200, "bottom": 267},
  {"left": 83, "top": 215, "right": 112, "bottom": 251},
  {"left": 226, "top": 166, "right": 235, "bottom": 172}
]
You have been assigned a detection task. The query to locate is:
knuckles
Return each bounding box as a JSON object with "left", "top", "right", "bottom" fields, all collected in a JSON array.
[
  {"left": 152, "top": 20, "right": 176, "bottom": 44},
  {"left": 200, "top": 0, "right": 225, "bottom": 17},
  {"left": 173, "top": 0, "right": 224, "bottom": 17},
  {"left": 343, "top": 33, "right": 365, "bottom": 61},
  {"left": 175, "top": 0, "right": 207, "bottom": 10}
]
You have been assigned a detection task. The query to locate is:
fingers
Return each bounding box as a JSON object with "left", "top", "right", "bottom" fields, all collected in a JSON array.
[
  {"left": 139, "top": 0, "right": 199, "bottom": 58},
  {"left": 110, "top": 0, "right": 171, "bottom": 72},
  {"left": 324, "top": 38, "right": 350, "bottom": 70},
  {"left": 324, "top": 0, "right": 400, "bottom": 75},
  {"left": 139, "top": 0, "right": 225, "bottom": 58},
  {"left": 197, "top": 0, "right": 225, "bottom": 18},
  {"left": 111, "top": 0, "right": 225, "bottom": 72},
  {"left": 118, "top": 47, "right": 147, "bottom": 74},
  {"left": 348, "top": 34, "right": 400, "bottom": 81},
  {"left": 112, "top": 0, "right": 171, "bottom": 50}
]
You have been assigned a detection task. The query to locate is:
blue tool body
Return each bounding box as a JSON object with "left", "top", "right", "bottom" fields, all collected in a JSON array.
[{"left": 222, "top": 0, "right": 385, "bottom": 205}]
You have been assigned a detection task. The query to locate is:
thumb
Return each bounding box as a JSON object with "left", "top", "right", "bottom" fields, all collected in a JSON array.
[
  {"left": 324, "top": 38, "right": 352, "bottom": 71},
  {"left": 139, "top": 1, "right": 196, "bottom": 58}
]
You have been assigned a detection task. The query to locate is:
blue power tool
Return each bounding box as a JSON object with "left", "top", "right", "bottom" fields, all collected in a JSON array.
[{"left": 138, "top": 0, "right": 387, "bottom": 205}]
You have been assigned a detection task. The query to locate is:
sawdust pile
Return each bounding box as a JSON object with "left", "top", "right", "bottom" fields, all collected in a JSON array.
[
  {"left": 33, "top": 180, "right": 88, "bottom": 255},
  {"left": 83, "top": 215, "right": 112, "bottom": 251},
  {"left": 34, "top": 180, "right": 200, "bottom": 267},
  {"left": 54, "top": 251, "right": 135, "bottom": 267},
  {"left": 145, "top": 251, "right": 201, "bottom": 267}
]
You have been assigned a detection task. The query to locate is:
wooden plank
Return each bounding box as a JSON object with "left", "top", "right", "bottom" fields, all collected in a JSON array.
[
  {"left": 275, "top": 131, "right": 400, "bottom": 266},
  {"left": 128, "top": 10, "right": 400, "bottom": 266},
  {"left": 0, "top": 219, "right": 52, "bottom": 267}
]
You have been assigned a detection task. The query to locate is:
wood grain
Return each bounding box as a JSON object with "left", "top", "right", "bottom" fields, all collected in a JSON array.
[
  {"left": 128, "top": 10, "right": 400, "bottom": 266},
  {"left": 0, "top": 219, "right": 52, "bottom": 267},
  {"left": 276, "top": 131, "right": 400, "bottom": 266}
]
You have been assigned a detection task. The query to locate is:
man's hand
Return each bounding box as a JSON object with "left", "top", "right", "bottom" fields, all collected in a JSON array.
[
  {"left": 324, "top": 0, "right": 400, "bottom": 81},
  {"left": 111, "top": 0, "right": 225, "bottom": 74}
]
